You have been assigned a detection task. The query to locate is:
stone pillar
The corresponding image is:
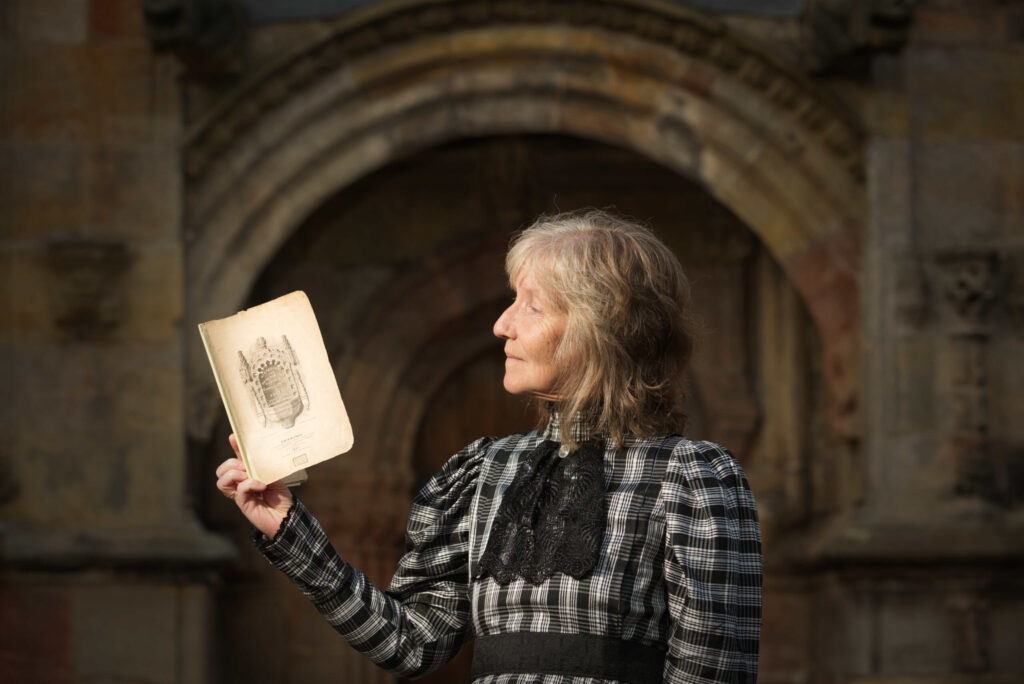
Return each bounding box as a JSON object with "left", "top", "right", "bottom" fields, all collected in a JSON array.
[
  {"left": 828, "top": 2, "right": 1024, "bottom": 682},
  {"left": 0, "top": 2, "right": 230, "bottom": 682}
]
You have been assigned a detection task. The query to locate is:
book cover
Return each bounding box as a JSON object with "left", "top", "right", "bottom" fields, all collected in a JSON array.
[{"left": 198, "top": 291, "right": 353, "bottom": 484}]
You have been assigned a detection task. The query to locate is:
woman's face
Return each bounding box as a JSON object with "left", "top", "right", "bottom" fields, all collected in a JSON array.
[{"left": 493, "top": 266, "right": 568, "bottom": 400}]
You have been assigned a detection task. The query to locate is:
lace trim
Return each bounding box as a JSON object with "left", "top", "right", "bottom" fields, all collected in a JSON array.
[
  {"left": 271, "top": 495, "right": 299, "bottom": 543},
  {"left": 476, "top": 440, "right": 605, "bottom": 585}
]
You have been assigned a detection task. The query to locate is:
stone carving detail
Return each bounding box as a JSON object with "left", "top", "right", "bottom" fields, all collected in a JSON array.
[
  {"left": 935, "top": 251, "right": 1004, "bottom": 499},
  {"left": 802, "top": 0, "right": 917, "bottom": 73},
  {"left": 46, "top": 239, "right": 133, "bottom": 342},
  {"left": 182, "top": 0, "right": 865, "bottom": 184},
  {"left": 144, "top": 0, "right": 245, "bottom": 74},
  {"left": 937, "top": 252, "right": 1003, "bottom": 335}
]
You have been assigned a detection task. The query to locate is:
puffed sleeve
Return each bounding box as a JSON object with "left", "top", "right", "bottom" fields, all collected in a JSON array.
[
  {"left": 662, "top": 440, "right": 762, "bottom": 683},
  {"left": 252, "top": 437, "right": 492, "bottom": 678}
]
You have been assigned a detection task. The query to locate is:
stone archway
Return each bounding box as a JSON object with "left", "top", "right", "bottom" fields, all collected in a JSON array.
[
  {"left": 184, "top": 0, "right": 865, "bottom": 451},
  {"left": 186, "top": 4, "right": 865, "bottom": 680},
  {"left": 211, "top": 131, "right": 824, "bottom": 683}
]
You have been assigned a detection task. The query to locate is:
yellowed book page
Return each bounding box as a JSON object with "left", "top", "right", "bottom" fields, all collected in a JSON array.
[{"left": 198, "top": 291, "right": 353, "bottom": 484}]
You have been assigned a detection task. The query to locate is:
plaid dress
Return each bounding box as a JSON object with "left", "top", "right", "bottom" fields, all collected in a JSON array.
[{"left": 254, "top": 414, "right": 762, "bottom": 682}]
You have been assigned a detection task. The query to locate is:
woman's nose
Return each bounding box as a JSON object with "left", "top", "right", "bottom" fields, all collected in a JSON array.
[{"left": 493, "top": 306, "right": 514, "bottom": 339}]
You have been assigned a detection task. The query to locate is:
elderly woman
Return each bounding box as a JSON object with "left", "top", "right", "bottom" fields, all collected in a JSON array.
[{"left": 216, "top": 209, "right": 762, "bottom": 683}]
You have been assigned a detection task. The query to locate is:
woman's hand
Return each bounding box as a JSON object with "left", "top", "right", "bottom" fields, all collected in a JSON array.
[{"left": 215, "top": 434, "right": 294, "bottom": 539}]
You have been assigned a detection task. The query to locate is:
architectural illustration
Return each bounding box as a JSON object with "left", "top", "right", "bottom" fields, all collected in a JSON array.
[{"left": 238, "top": 335, "right": 310, "bottom": 429}]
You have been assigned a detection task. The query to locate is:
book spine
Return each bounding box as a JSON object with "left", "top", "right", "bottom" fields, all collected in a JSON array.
[{"left": 197, "top": 322, "right": 260, "bottom": 482}]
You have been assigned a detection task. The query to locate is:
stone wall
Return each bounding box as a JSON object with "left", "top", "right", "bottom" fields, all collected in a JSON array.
[
  {"left": 1, "top": 0, "right": 1022, "bottom": 682},
  {"left": 0, "top": 2, "right": 228, "bottom": 682},
  {"left": 834, "top": 2, "right": 1024, "bottom": 679}
]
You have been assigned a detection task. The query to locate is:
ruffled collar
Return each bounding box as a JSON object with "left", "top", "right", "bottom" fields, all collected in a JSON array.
[{"left": 540, "top": 407, "right": 601, "bottom": 447}]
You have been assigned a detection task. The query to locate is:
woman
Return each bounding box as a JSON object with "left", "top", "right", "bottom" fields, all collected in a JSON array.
[{"left": 216, "top": 209, "right": 762, "bottom": 682}]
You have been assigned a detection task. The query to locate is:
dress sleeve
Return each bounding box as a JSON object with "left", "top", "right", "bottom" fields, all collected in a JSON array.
[
  {"left": 252, "top": 437, "right": 492, "bottom": 679},
  {"left": 661, "top": 440, "right": 762, "bottom": 684}
]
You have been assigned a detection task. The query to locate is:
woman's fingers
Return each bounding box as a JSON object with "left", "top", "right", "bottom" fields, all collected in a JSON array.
[
  {"left": 216, "top": 467, "right": 248, "bottom": 498},
  {"left": 237, "top": 478, "right": 267, "bottom": 497},
  {"left": 215, "top": 435, "right": 292, "bottom": 538},
  {"left": 215, "top": 458, "right": 246, "bottom": 479}
]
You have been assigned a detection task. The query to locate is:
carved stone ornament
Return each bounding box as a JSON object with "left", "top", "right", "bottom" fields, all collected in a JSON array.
[
  {"left": 182, "top": 0, "right": 865, "bottom": 185},
  {"left": 933, "top": 251, "right": 1007, "bottom": 501},
  {"left": 935, "top": 251, "right": 1004, "bottom": 336},
  {"left": 46, "top": 239, "right": 133, "bottom": 341},
  {"left": 801, "top": 0, "right": 918, "bottom": 73},
  {"left": 144, "top": 0, "right": 246, "bottom": 74}
]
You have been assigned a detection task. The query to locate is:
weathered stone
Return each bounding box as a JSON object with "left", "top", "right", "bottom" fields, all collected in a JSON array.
[
  {"left": 84, "top": 145, "right": 181, "bottom": 240},
  {"left": 89, "top": 0, "right": 145, "bottom": 40},
  {"left": 82, "top": 44, "right": 181, "bottom": 143},
  {"left": 72, "top": 584, "right": 177, "bottom": 683},
  {"left": 3, "top": 1, "right": 1024, "bottom": 684},
  {"left": 990, "top": 339, "right": 1024, "bottom": 441},
  {"left": 989, "top": 593, "right": 1024, "bottom": 673},
  {"left": 868, "top": 137, "right": 912, "bottom": 251},
  {"left": 46, "top": 238, "right": 133, "bottom": 341},
  {"left": 121, "top": 246, "right": 183, "bottom": 343},
  {"left": 1, "top": 44, "right": 91, "bottom": 141},
  {"left": 5, "top": 0, "right": 87, "bottom": 44},
  {"left": 914, "top": 5, "right": 1014, "bottom": 46},
  {"left": 907, "top": 47, "right": 1024, "bottom": 140},
  {"left": 0, "top": 341, "right": 185, "bottom": 529},
  {"left": 0, "top": 142, "right": 83, "bottom": 239},
  {"left": 0, "top": 249, "right": 58, "bottom": 338},
  {"left": 917, "top": 141, "right": 1018, "bottom": 245},
  {"left": 895, "top": 338, "right": 937, "bottom": 434},
  {"left": 0, "top": 584, "right": 73, "bottom": 683},
  {"left": 879, "top": 594, "right": 953, "bottom": 674}
]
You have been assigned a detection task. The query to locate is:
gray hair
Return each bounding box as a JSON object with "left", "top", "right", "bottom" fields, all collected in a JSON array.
[{"left": 506, "top": 209, "right": 695, "bottom": 448}]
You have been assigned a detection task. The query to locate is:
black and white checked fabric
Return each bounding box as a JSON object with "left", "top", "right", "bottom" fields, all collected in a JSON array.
[{"left": 254, "top": 413, "right": 762, "bottom": 682}]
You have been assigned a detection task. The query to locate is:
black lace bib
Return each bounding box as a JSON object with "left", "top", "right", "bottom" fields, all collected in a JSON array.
[{"left": 476, "top": 439, "right": 606, "bottom": 585}]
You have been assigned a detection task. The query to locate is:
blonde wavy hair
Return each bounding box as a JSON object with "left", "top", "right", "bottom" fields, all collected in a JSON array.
[{"left": 506, "top": 209, "right": 696, "bottom": 448}]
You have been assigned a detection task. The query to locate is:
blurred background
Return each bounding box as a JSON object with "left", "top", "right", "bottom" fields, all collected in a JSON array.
[{"left": 1, "top": 0, "right": 1022, "bottom": 682}]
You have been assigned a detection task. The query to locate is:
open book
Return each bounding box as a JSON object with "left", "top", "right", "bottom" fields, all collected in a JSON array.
[{"left": 198, "top": 291, "right": 353, "bottom": 485}]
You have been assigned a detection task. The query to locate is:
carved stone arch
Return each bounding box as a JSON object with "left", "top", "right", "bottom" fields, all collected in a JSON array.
[{"left": 185, "top": 0, "right": 866, "bottom": 444}]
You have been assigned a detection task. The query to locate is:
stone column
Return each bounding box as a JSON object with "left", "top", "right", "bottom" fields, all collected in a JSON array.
[{"left": 0, "top": 3, "right": 230, "bottom": 682}]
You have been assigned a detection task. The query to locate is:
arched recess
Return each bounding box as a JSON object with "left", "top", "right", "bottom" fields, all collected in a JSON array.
[{"left": 184, "top": 0, "right": 865, "bottom": 452}]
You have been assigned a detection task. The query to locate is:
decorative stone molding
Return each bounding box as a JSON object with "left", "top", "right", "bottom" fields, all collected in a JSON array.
[
  {"left": 46, "top": 239, "right": 133, "bottom": 342},
  {"left": 183, "top": 0, "right": 865, "bottom": 185},
  {"left": 144, "top": 0, "right": 246, "bottom": 74},
  {"left": 936, "top": 251, "right": 1004, "bottom": 336},
  {"left": 801, "top": 0, "right": 918, "bottom": 73},
  {"left": 934, "top": 250, "right": 1005, "bottom": 500}
]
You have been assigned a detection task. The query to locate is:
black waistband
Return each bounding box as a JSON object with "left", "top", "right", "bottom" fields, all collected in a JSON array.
[{"left": 471, "top": 632, "right": 666, "bottom": 683}]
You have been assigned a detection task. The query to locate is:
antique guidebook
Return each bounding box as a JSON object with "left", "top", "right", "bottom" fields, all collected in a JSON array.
[{"left": 198, "top": 291, "right": 354, "bottom": 485}]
